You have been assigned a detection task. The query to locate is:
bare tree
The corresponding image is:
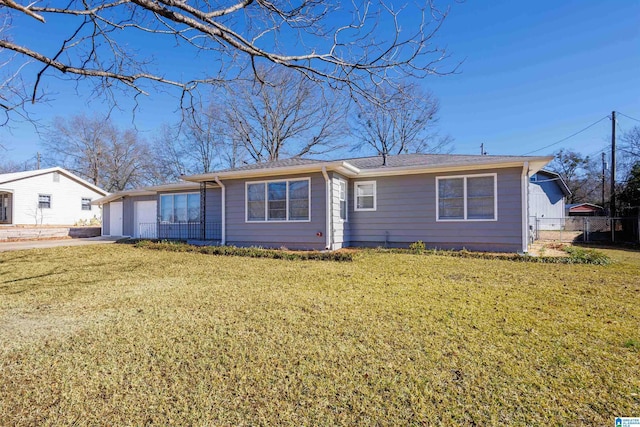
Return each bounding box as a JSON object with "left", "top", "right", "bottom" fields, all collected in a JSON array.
[
  {"left": 352, "top": 82, "right": 452, "bottom": 162},
  {"left": 619, "top": 126, "right": 640, "bottom": 176},
  {"left": 43, "top": 114, "right": 154, "bottom": 191},
  {"left": 151, "top": 124, "right": 189, "bottom": 184},
  {"left": 181, "top": 102, "right": 239, "bottom": 173},
  {"left": 549, "top": 149, "right": 606, "bottom": 204},
  {"left": 226, "top": 66, "right": 347, "bottom": 162},
  {"left": 0, "top": 158, "right": 37, "bottom": 173},
  {"left": 151, "top": 101, "right": 247, "bottom": 182},
  {"left": 0, "top": 14, "right": 46, "bottom": 129},
  {"left": 0, "top": 0, "right": 454, "bottom": 123}
]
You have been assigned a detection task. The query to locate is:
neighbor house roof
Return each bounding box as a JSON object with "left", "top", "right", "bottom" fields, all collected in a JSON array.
[
  {"left": 0, "top": 166, "right": 108, "bottom": 196},
  {"left": 567, "top": 203, "right": 604, "bottom": 211},
  {"left": 532, "top": 169, "right": 571, "bottom": 197},
  {"left": 92, "top": 181, "right": 200, "bottom": 205},
  {"left": 185, "top": 153, "right": 554, "bottom": 182}
]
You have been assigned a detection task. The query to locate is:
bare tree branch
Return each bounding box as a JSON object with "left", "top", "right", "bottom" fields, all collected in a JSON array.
[
  {"left": 351, "top": 81, "right": 452, "bottom": 161},
  {"left": 0, "top": 0, "right": 456, "bottom": 123},
  {"left": 226, "top": 66, "right": 348, "bottom": 162}
]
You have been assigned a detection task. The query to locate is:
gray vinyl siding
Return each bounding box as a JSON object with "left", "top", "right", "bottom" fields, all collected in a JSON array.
[
  {"left": 203, "top": 188, "right": 222, "bottom": 224},
  {"left": 330, "top": 172, "right": 349, "bottom": 249},
  {"left": 224, "top": 172, "right": 327, "bottom": 250},
  {"left": 102, "top": 203, "right": 110, "bottom": 235},
  {"left": 123, "top": 195, "right": 157, "bottom": 237},
  {"left": 348, "top": 167, "right": 524, "bottom": 252}
]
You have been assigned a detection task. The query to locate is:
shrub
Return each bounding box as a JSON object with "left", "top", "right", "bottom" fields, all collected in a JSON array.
[
  {"left": 409, "top": 240, "right": 426, "bottom": 254},
  {"left": 134, "top": 241, "right": 354, "bottom": 262}
]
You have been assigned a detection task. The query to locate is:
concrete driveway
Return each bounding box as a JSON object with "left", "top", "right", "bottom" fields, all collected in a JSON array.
[{"left": 0, "top": 236, "right": 121, "bottom": 252}]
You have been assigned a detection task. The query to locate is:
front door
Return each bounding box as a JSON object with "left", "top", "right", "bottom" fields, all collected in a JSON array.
[
  {"left": 109, "top": 201, "right": 123, "bottom": 236},
  {"left": 0, "top": 193, "right": 11, "bottom": 224}
]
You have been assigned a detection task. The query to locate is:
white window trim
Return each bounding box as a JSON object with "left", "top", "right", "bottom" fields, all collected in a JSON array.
[
  {"left": 245, "top": 177, "right": 312, "bottom": 223},
  {"left": 38, "top": 194, "right": 52, "bottom": 209},
  {"left": 81, "top": 197, "right": 92, "bottom": 211},
  {"left": 159, "top": 192, "right": 200, "bottom": 223},
  {"left": 354, "top": 180, "right": 377, "bottom": 212},
  {"left": 436, "top": 173, "right": 498, "bottom": 222},
  {"left": 338, "top": 179, "right": 348, "bottom": 222}
]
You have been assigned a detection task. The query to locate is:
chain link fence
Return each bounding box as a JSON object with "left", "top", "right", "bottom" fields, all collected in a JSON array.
[{"left": 530, "top": 216, "right": 640, "bottom": 244}]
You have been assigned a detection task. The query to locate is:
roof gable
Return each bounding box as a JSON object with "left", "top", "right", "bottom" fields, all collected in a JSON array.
[
  {"left": 531, "top": 169, "right": 571, "bottom": 197},
  {"left": 0, "top": 167, "right": 108, "bottom": 196}
]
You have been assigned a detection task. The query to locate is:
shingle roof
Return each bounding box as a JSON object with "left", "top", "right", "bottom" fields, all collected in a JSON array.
[
  {"left": 344, "top": 153, "right": 542, "bottom": 169},
  {"left": 0, "top": 167, "right": 108, "bottom": 195},
  {"left": 215, "top": 157, "right": 329, "bottom": 173},
  {"left": 0, "top": 167, "right": 60, "bottom": 184},
  {"left": 213, "top": 153, "right": 547, "bottom": 173}
]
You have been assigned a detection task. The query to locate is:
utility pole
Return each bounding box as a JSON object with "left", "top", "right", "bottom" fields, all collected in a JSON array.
[
  {"left": 601, "top": 152, "right": 606, "bottom": 209},
  {"left": 610, "top": 111, "right": 616, "bottom": 217}
]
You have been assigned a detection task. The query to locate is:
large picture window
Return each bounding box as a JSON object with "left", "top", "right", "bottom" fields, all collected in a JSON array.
[
  {"left": 246, "top": 178, "right": 310, "bottom": 222},
  {"left": 160, "top": 193, "right": 200, "bottom": 222},
  {"left": 437, "top": 174, "right": 496, "bottom": 221},
  {"left": 354, "top": 181, "right": 376, "bottom": 211}
]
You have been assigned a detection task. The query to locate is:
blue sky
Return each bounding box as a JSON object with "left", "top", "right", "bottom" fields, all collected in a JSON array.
[{"left": 1, "top": 0, "right": 638, "bottom": 166}]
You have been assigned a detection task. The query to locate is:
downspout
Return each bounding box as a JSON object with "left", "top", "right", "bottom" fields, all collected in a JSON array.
[
  {"left": 521, "top": 162, "right": 530, "bottom": 253},
  {"left": 321, "top": 167, "right": 332, "bottom": 250},
  {"left": 213, "top": 176, "right": 226, "bottom": 245}
]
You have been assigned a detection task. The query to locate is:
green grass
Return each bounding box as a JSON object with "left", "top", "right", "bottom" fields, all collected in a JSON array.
[{"left": 0, "top": 245, "right": 638, "bottom": 425}]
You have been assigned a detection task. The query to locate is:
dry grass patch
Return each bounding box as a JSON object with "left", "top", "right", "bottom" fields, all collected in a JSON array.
[{"left": 0, "top": 245, "right": 638, "bottom": 425}]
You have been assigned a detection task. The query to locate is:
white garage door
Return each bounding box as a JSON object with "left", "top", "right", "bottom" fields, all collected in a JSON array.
[
  {"left": 109, "top": 201, "right": 123, "bottom": 236},
  {"left": 134, "top": 200, "right": 157, "bottom": 238}
]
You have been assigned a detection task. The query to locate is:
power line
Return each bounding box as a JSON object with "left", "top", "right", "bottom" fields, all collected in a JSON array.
[
  {"left": 617, "top": 111, "right": 640, "bottom": 123},
  {"left": 522, "top": 115, "right": 610, "bottom": 155},
  {"left": 586, "top": 145, "right": 609, "bottom": 158}
]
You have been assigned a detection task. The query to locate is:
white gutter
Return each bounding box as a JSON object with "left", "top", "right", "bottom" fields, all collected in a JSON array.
[
  {"left": 321, "top": 167, "right": 332, "bottom": 250},
  {"left": 213, "top": 176, "right": 226, "bottom": 245},
  {"left": 521, "top": 162, "right": 530, "bottom": 253}
]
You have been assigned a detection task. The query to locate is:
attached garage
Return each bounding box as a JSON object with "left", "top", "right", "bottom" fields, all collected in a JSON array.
[
  {"left": 93, "top": 182, "right": 201, "bottom": 239},
  {"left": 133, "top": 200, "right": 157, "bottom": 238}
]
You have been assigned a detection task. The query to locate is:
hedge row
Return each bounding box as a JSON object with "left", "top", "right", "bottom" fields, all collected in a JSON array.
[
  {"left": 374, "top": 245, "right": 611, "bottom": 265},
  {"left": 134, "top": 240, "right": 354, "bottom": 262},
  {"left": 132, "top": 240, "right": 610, "bottom": 265}
]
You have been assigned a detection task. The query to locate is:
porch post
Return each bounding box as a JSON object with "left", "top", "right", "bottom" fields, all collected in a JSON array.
[{"left": 200, "top": 181, "right": 207, "bottom": 240}]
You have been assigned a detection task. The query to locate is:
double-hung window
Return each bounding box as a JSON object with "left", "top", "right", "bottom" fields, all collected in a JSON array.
[
  {"left": 437, "top": 174, "right": 496, "bottom": 221},
  {"left": 246, "top": 178, "right": 310, "bottom": 222},
  {"left": 159, "top": 193, "right": 200, "bottom": 223},
  {"left": 354, "top": 181, "right": 376, "bottom": 211},
  {"left": 38, "top": 194, "right": 51, "bottom": 209},
  {"left": 339, "top": 180, "right": 347, "bottom": 220}
]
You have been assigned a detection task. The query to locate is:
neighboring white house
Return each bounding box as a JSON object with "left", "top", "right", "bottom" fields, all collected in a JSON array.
[
  {"left": 528, "top": 169, "right": 571, "bottom": 230},
  {"left": 0, "top": 167, "right": 108, "bottom": 226}
]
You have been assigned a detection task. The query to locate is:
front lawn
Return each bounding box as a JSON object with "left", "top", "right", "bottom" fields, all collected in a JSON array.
[{"left": 0, "top": 245, "right": 638, "bottom": 425}]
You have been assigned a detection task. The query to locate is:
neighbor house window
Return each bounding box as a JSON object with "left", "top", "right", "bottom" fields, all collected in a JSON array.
[
  {"left": 354, "top": 181, "right": 376, "bottom": 211},
  {"left": 437, "top": 174, "right": 496, "bottom": 221},
  {"left": 159, "top": 193, "right": 200, "bottom": 222},
  {"left": 38, "top": 194, "right": 51, "bottom": 209},
  {"left": 246, "top": 178, "right": 310, "bottom": 222},
  {"left": 81, "top": 198, "right": 92, "bottom": 211},
  {"left": 339, "top": 180, "right": 347, "bottom": 220}
]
